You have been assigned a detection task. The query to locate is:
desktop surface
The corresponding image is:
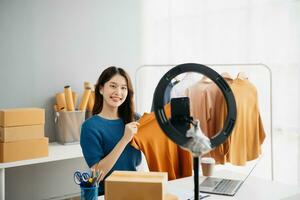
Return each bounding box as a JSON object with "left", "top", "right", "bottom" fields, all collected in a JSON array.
[
  {"left": 98, "top": 170, "right": 300, "bottom": 200},
  {"left": 166, "top": 170, "right": 300, "bottom": 200}
]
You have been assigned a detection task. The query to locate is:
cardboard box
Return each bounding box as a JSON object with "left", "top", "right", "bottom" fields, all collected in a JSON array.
[
  {"left": 0, "top": 108, "right": 45, "bottom": 127},
  {"left": 0, "top": 124, "right": 44, "bottom": 142},
  {"left": 0, "top": 137, "right": 48, "bottom": 163},
  {"left": 164, "top": 193, "right": 179, "bottom": 200},
  {"left": 105, "top": 171, "right": 168, "bottom": 200}
]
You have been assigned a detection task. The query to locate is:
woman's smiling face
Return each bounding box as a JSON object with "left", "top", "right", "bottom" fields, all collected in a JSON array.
[{"left": 100, "top": 74, "right": 128, "bottom": 108}]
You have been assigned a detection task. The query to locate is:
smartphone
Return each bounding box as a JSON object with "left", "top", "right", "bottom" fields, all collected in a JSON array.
[{"left": 170, "top": 97, "right": 191, "bottom": 134}]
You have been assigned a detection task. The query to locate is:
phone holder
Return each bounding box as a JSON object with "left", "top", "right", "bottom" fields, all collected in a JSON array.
[{"left": 152, "top": 63, "right": 237, "bottom": 199}]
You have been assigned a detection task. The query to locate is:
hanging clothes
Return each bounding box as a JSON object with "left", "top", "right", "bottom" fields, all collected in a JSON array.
[
  {"left": 130, "top": 104, "right": 192, "bottom": 180},
  {"left": 186, "top": 77, "right": 233, "bottom": 164},
  {"left": 171, "top": 72, "right": 200, "bottom": 98},
  {"left": 186, "top": 73, "right": 265, "bottom": 166},
  {"left": 223, "top": 78, "right": 266, "bottom": 165}
]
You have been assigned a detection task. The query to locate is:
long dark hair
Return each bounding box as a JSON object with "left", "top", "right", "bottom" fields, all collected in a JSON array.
[{"left": 93, "top": 66, "right": 135, "bottom": 124}]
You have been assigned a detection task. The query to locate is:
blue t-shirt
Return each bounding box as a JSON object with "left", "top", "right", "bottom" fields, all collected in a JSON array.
[{"left": 80, "top": 115, "right": 141, "bottom": 195}]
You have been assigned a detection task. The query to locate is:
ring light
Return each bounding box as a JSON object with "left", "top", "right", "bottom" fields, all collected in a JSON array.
[
  {"left": 152, "top": 63, "right": 237, "bottom": 200},
  {"left": 153, "top": 63, "right": 236, "bottom": 150}
]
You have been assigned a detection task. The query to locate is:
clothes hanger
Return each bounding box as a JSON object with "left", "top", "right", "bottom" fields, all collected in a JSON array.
[
  {"left": 237, "top": 71, "right": 248, "bottom": 80},
  {"left": 221, "top": 72, "right": 233, "bottom": 80}
]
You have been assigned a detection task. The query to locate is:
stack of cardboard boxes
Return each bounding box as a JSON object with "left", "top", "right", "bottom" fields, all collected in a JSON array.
[{"left": 0, "top": 108, "right": 48, "bottom": 163}]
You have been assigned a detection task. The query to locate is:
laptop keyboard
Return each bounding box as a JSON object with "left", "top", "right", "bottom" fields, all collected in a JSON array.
[{"left": 212, "top": 179, "right": 241, "bottom": 194}]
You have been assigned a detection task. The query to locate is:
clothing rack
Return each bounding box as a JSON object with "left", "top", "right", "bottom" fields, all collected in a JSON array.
[{"left": 135, "top": 63, "right": 274, "bottom": 181}]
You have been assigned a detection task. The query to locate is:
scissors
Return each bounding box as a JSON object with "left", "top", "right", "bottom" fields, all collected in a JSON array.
[{"left": 73, "top": 170, "right": 91, "bottom": 185}]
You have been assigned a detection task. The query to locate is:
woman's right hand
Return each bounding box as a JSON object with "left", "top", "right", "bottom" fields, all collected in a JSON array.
[{"left": 122, "top": 122, "right": 139, "bottom": 143}]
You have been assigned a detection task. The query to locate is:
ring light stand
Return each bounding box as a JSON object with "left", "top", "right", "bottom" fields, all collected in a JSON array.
[{"left": 153, "top": 63, "right": 237, "bottom": 200}]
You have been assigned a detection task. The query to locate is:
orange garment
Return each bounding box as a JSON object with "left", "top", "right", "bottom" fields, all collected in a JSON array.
[
  {"left": 186, "top": 78, "right": 233, "bottom": 164},
  {"left": 131, "top": 105, "right": 192, "bottom": 180},
  {"left": 186, "top": 79, "right": 213, "bottom": 134},
  {"left": 223, "top": 79, "right": 266, "bottom": 165}
]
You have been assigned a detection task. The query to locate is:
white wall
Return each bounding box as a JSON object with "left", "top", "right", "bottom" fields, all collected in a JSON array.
[
  {"left": 0, "top": 0, "right": 141, "bottom": 199},
  {"left": 0, "top": 0, "right": 141, "bottom": 142}
]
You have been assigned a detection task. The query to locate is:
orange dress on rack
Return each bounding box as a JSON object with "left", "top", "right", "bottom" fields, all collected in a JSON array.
[
  {"left": 187, "top": 77, "right": 265, "bottom": 166},
  {"left": 186, "top": 78, "right": 233, "bottom": 164},
  {"left": 223, "top": 79, "right": 266, "bottom": 165},
  {"left": 130, "top": 104, "right": 192, "bottom": 180}
]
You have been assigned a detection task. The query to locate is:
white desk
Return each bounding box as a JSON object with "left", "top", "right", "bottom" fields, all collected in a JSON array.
[
  {"left": 167, "top": 171, "right": 300, "bottom": 199},
  {"left": 99, "top": 170, "right": 300, "bottom": 200},
  {"left": 0, "top": 142, "right": 83, "bottom": 200}
]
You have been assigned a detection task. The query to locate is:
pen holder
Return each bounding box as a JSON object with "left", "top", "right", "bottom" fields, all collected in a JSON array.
[
  {"left": 54, "top": 110, "right": 85, "bottom": 144},
  {"left": 80, "top": 186, "right": 98, "bottom": 200}
]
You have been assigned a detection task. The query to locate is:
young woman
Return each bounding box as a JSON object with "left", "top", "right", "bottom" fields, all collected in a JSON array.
[{"left": 80, "top": 66, "right": 141, "bottom": 195}]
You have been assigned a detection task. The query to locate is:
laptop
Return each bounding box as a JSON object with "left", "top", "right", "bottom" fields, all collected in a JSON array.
[{"left": 199, "top": 177, "right": 243, "bottom": 196}]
